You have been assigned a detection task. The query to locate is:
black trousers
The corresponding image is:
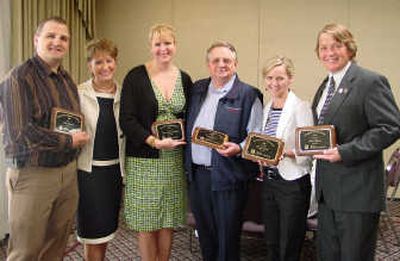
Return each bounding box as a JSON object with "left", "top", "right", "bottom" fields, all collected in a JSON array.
[
  {"left": 317, "top": 201, "right": 380, "bottom": 261},
  {"left": 189, "top": 166, "right": 248, "bottom": 261},
  {"left": 262, "top": 173, "right": 311, "bottom": 261}
]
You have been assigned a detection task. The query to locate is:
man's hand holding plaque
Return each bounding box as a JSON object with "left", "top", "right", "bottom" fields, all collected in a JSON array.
[
  {"left": 242, "top": 132, "right": 285, "bottom": 166},
  {"left": 192, "top": 127, "right": 229, "bottom": 149},
  {"left": 51, "top": 107, "right": 89, "bottom": 148},
  {"left": 295, "top": 125, "right": 337, "bottom": 156}
]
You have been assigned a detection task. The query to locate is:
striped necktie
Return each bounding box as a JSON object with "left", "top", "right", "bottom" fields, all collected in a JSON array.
[{"left": 318, "top": 77, "right": 335, "bottom": 124}]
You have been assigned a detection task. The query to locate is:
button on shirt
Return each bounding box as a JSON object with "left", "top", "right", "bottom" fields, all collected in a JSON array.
[
  {"left": 316, "top": 61, "right": 351, "bottom": 118},
  {"left": 191, "top": 74, "right": 263, "bottom": 166}
]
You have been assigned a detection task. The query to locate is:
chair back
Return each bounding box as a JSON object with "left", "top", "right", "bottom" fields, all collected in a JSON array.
[{"left": 386, "top": 148, "right": 400, "bottom": 187}]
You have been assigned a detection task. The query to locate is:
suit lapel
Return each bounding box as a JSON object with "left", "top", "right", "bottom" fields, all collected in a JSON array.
[{"left": 312, "top": 77, "right": 329, "bottom": 124}]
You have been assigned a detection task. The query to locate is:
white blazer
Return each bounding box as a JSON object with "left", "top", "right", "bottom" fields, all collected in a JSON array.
[
  {"left": 77, "top": 79, "right": 125, "bottom": 175},
  {"left": 263, "top": 91, "right": 313, "bottom": 180}
]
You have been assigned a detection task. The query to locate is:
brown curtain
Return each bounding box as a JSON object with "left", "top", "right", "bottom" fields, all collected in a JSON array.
[{"left": 11, "top": 0, "right": 96, "bottom": 83}]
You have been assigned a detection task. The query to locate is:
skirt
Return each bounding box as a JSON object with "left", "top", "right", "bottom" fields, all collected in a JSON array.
[{"left": 77, "top": 164, "right": 122, "bottom": 244}]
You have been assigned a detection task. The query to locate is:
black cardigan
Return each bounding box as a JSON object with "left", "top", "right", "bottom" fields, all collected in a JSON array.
[{"left": 119, "top": 64, "right": 193, "bottom": 158}]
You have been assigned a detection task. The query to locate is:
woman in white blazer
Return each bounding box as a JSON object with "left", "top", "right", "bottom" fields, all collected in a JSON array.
[
  {"left": 77, "top": 39, "right": 125, "bottom": 261},
  {"left": 260, "top": 56, "right": 313, "bottom": 261}
]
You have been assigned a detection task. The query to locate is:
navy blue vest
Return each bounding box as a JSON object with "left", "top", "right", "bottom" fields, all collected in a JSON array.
[{"left": 185, "top": 76, "right": 261, "bottom": 191}]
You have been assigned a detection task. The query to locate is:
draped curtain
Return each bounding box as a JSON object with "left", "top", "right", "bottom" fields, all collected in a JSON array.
[
  {"left": 11, "top": 0, "right": 96, "bottom": 83},
  {"left": 0, "top": 0, "right": 11, "bottom": 240}
]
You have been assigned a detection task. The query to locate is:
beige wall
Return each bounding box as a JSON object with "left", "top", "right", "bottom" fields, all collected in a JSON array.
[{"left": 96, "top": 0, "right": 400, "bottom": 156}]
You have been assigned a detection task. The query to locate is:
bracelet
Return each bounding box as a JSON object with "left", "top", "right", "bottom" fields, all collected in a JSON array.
[{"left": 148, "top": 136, "right": 157, "bottom": 149}]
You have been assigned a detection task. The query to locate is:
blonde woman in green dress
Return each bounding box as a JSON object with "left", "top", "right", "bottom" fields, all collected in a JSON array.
[{"left": 119, "top": 24, "right": 193, "bottom": 261}]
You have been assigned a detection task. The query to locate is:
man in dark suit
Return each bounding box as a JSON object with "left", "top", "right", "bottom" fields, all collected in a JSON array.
[
  {"left": 311, "top": 23, "right": 400, "bottom": 261},
  {"left": 185, "top": 41, "right": 262, "bottom": 261}
]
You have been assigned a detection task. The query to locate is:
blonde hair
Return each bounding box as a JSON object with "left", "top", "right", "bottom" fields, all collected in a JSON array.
[
  {"left": 86, "top": 38, "right": 118, "bottom": 62},
  {"left": 262, "top": 55, "right": 295, "bottom": 78},
  {"left": 315, "top": 23, "right": 357, "bottom": 60},
  {"left": 148, "top": 24, "right": 176, "bottom": 44}
]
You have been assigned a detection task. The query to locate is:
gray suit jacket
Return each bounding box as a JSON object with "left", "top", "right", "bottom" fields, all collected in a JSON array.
[{"left": 311, "top": 63, "right": 400, "bottom": 212}]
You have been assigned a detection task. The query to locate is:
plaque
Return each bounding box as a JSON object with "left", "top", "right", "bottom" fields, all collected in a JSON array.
[
  {"left": 242, "top": 132, "right": 285, "bottom": 165},
  {"left": 295, "top": 125, "right": 337, "bottom": 156},
  {"left": 151, "top": 119, "right": 185, "bottom": 141},
  {"left": 51, "top": 107, "right": 83, "bottom": 134},
  {"left": 192, "top": 127, "right": 229, "bottom": 149}
]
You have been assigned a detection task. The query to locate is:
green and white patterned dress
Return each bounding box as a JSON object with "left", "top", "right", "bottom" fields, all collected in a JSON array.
[{"left": 124, "top": 73, "right": 186, "bottom": 232}]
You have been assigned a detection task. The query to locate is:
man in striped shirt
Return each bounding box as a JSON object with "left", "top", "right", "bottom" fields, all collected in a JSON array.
[{"left": 0, "top": 16, "right": 89, "bottom": 260}]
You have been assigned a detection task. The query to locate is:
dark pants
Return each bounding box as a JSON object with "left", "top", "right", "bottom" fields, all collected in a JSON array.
[
  {"left": 189, "top": 166, "right": 248, "bottom": 261},
  {"left": 262, "top": 173, "right": 311, "bottom": 261},
  {"left": 317, "top": 201, "right": 380, "bottom": 261}
]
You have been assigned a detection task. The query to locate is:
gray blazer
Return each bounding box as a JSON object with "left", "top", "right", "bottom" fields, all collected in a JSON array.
[{"left": 311, "top": 62, "right": 400, "bottom": 212}]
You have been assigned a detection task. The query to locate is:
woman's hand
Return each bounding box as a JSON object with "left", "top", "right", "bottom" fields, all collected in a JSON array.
[
  {"left": 154, "top": 138, "right": 186, "bottom": 150},
  {"left": 284, "top": 149, "right": 295, "bottom": 159}
]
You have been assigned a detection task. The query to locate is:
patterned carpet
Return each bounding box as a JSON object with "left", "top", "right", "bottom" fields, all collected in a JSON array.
[{"left": 2, "top": 202, "right": 400, "bottom": 260}]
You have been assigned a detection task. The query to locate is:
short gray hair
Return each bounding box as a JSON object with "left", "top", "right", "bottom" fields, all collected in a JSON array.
[{"left": 206, "top": 41, "right": 237, "bottom": 61}]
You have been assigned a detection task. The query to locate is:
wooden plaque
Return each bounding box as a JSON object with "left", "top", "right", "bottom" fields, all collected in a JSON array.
[
  {"left": 295, "top": 125, "right": 337, "bottom": 156},
  {"left": 192, "top": 127, "right": 229, "bottom": 149},
  {"left": 151, "top": 119, "right": 185, "bottom": 141},
  {"left": 51, "top": 107, "right": 83, "bottom": 134},
  {"left": 242, "top": 132, "right": 285, "bottom": 165}
]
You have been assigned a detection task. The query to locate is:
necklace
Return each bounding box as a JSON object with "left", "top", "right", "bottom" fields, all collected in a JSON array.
[{"left": 92, "top": 80, "right": 116, "bottom": 94}]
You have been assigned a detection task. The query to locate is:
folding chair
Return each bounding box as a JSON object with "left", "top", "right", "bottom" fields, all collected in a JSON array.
[{"left": 378, "top": 147, "right": 400, "bottom": 252}]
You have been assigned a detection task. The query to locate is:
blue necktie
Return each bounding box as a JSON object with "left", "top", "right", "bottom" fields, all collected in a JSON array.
[{"left": 318, "top": 77, "right": 335, "bottom": 124}]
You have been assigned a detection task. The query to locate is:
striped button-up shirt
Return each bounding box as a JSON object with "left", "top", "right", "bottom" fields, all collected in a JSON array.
[{"left": 0, "top": 55, "right": 80, "bottom": 167}]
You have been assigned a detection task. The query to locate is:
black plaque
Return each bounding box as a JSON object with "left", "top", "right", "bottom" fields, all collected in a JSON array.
[
  {"left": 151, "top": 119, "right": 185, "bottom": 141},
  {"left": 295, "top": 125, "right": 336, "bottom": 156},
  {"left": 192, "top": 127, "right": 229, "bottom": 149},
  {"left": 242, "top": 132, "right": 284, "bottom": 165},
  {"left": 51, "top": 107, "right": 83, "bottom": 134}
]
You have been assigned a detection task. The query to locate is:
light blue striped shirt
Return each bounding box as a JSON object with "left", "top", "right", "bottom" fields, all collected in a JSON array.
[{"left": 191, "top": 75, "right": 263, "bottom": 166}]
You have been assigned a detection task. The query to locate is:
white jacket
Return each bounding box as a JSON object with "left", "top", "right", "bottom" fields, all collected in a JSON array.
[
  {"left": 263, "top": 91, "right": 313, "bottom": 180},
  {"left": 77, "top": 79, "right": 125, "bottom": 175}
]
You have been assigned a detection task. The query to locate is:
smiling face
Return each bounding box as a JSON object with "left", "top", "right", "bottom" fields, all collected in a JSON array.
[
  {"left": 264, "top": 64, "right": 292, "bottom": 99},
  {"left": 34, "top": 21, "right": 70, "bottom": 68},
  {"left": 150, "top": 33, "right": 176, "bottom": 65},
  {"left": 88, "top": 51, "right": 116, "bottom": 83},
  {"left": 317, "top": 33, "right": 352, "bottom": 73},
  {"left": 207, "top": 46, "right": 237, "bottom": 86}
]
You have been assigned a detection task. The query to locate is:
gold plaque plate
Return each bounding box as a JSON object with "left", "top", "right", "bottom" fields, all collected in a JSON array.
[
  {"left": 295, "top": 125, "right": 337, "bottom": 156},
  {"left": 192, "top": 127, "right": 229, "bottom": 149}
]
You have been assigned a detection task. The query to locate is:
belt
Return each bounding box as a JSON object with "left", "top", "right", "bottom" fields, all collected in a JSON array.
[
  {"left": 192, "top": 164, "right": 212, "bottom": 171},
  {"left": 263, "top": 167, "right": 283, "bottom": 181}
]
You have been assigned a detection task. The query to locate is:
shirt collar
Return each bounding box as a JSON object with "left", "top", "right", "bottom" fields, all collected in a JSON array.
[
  {"left": 329, "top": 61, "right": 351, "bottom": 89},
  {"left": 209, "top": 74, "right": 236, "bottom": 95},
  {"left": 32, "top": 55, "right": 67, "bottom": 78}
]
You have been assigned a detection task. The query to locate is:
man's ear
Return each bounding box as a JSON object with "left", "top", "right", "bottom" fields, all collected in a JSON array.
[{"left": 33, "top": 34, "right": 38, "bottom": 49}]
